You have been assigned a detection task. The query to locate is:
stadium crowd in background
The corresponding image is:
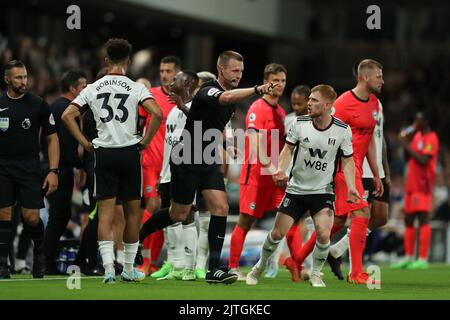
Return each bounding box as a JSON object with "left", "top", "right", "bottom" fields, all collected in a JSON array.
[{"left": 0, "top": 33, "right": 449, "bottom": 281}]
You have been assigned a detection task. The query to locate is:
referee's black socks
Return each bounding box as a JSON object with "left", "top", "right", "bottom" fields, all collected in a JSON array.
[
  {"left": 0, "top": 220, "right": 12, "bottom": 266},
  {"left": 24, "top": 218, "right": 45, "bottom": 253},
  {"left": 139, "top": 208, "right": 174, "bottom": 242},
  {"left": 208, "top": 215, "right": 227, "bottom": 271}
]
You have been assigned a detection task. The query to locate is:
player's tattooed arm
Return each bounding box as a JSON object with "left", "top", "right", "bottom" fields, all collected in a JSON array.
[
  {"left": 62, "top": 104, "right": 93, "bottom": 151},
  {"left": 140, "top": 98, "right": 163, "bottom": 148}
]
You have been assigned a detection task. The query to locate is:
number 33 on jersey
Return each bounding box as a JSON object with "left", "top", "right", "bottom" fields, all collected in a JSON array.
[
  {"left": 285, "top": 115, "right": 353, "bottom": 195},
  {"left": 72, "top": 74, "right": 153, "bottom": 148}
]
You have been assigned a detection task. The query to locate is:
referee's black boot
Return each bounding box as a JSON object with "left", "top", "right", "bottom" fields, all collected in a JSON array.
[
  {"left": 205, "top": 267, "right": 238, "bottom": 285},
  {"left": 32, "top": 248, "right": 45, "bottom": 279},
  {"left": 0, "top": 265, "right": 11, "bottom": 279}
]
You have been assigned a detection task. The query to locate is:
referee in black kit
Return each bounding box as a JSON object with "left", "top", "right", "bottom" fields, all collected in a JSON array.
[
  {"left": 43, "top": 70, "right": 87, "bottom": 275},
  {"left": 0, "top": 60, "right": 60, "bottom": 279},
  {"left": 138, "top": 50, "right": 276, "bottom": 284}
]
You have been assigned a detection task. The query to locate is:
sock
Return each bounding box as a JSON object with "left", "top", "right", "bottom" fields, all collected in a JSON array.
[
  {"left": 286, "top": 224, "right": 302, "bottom": 262},
  {"left": 98, "top": 240, "right": 115, "bottom": 275},
  {"left": 303, "top": 217, "right": 315, "bottom": 269},
  {"left": 404, "top": 226, "right": 416, "bottom": 259},
  {"left": 183, "top": 222, "right": 198, "bottom": 270},
  {"left": 141, "top": 210, "right": 152, "bottom": 263},
  {"left": 24, "top": 219, "right": 45, "bottom": 253},
  {"left": 348, "top": 216, "right": 369, "bottom": 275},
  {"left": 116, "top": 250, "right": 125, "bottom": 266},
  {"left": 123, "top": 242, "right": 139, "bottom": 274},
  {"left": 0, "top": 221, "right": 12, "bottom": 266},
  {"left": 255, "top": 233, "right": 281, "bottom": 270},
  {"left": 167, "top": 223, "right": 184, "bottom": 269},
  {"left": 150, "top": 230, "right": 164, "bottom": 264},
  {"left": 228, "top": 225, "right": 248, "bottom": 268},
  {"left": 268, "top": 238, "right": 284, "bottom": 270},
  {"left": 139, "top": 208, "right": 173, "bottom": 242},
  {"left": 295, "top": 223, "right": 341, "bottom": 266},
  {"left": 142, "top": 236, "right": 151, "bottom": 265},
  {"left": 141, "top": 209, "right": 152, "bottom": 225},
  {"left": 331, "top": 227, "right": 372, "bottom": 258},
  {"left": 196, "top": 213, "right": 210, "bottom": 270},
  {"left": 419, "top": 224, "right": 431, "bottom": 261},
  {"left": 208, "top": 215, "right": 227, "bottom": 271},
  {"left": 15, "top": 258, "right": 26, "bottom": 271},
  {"left": 311, "top": 240, "right": 330, "bottom": 276}
]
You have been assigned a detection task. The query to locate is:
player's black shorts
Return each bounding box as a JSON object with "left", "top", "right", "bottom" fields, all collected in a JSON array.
[
  {"left": 362, "top": 178, "right": 390, "bottom": 204},
  {"left": 277, "top": 193, "right": 335, "bottom": 223},
  {"left": 0, "top": 157, "right": 44, "bottom": 209},
  {"left": 170, "top": 163, "right": 225, "bottom": 205},
  {"left": 94, "top": 145, "right": 142, "bottom": 201}
]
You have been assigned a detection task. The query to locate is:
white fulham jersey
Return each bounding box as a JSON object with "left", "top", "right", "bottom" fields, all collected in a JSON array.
[
  {"left": 160, "top": 102, "right": 191, "bottom": 183},
  {"left": 362, "top": 100, "right": 385, "bottom": 179},
  {"left": 286, "top": 115, "right": 353, "bottom": 195},
  {"left": 72, "top": 74, "right": 153, "bottom": 148}
]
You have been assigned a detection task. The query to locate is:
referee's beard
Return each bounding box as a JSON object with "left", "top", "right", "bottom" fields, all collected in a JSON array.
[{"left": 11, "top": 85, "right": 26, "bottom": 95}]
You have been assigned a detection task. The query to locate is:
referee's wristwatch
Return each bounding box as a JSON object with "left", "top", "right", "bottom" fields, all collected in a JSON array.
[
  {"left": 253, "top": 85, "right": 262, "bottom": 95},
  {"left": 48, "top": 168, "right": 60, "bottom": 175}
]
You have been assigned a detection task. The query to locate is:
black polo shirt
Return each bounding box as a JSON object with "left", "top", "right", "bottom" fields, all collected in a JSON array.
[
  {"left": 0, "top": 91, "right": 56, "bottom": 160},
  {"left": 50, "top": 96, "right": 81, "bottom": 167}
]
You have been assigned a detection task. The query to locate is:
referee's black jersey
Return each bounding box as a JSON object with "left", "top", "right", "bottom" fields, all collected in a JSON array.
[
  {"left": 0, "top": 91, "right": 56, "bottom": 160},
  {"left": 50, "top": 96, "right": 80, "bottom": 167},
  {"left": 182, "top": 80, "right": 236, "bottom": 166}
]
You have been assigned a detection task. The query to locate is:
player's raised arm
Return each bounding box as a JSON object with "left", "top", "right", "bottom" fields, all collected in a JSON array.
[
  {"left": 62, "top": 104, "right": 93, "bottom": 151},
  {"left": 140, "top": 98, "right": 163, "bottom": 148},
  {"left": 218, "top": 83, "right": 276, "bottom": 105},
  {"left": 366, "top": 133, "right": 384, "bottom": 197}
]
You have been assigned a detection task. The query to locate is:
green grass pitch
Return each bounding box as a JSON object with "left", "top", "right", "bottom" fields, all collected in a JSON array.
[{"left": 1, "top": 264, "right": 450, "bottom": 300}]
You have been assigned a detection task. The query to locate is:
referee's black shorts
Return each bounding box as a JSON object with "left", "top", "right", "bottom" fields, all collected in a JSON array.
[
  {"left": 0, "top": 157, "right": 44, "bottom": 209},
  {"left": 170, "top": 163, "right": 225, "bottom": 205},
  {"left": 362, "top": 177, "right": 390, "bottom": 204},
  {"left": 94, "top": 144, "right": 142, "bottom": 201}
]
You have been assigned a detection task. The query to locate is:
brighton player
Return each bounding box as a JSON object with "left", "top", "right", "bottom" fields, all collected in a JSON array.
[
  {"left": 63, "top": 38, "right": 163, "bottom": 283},
  {"left": 327, "top": 65, "right": 390, "bottom": 280},
  {"left": 228, "top": 63, "right": 288, "bottom": 280},
  {"left": 292, "top": 59, "right": 384, "bottom": 284},
  {"left": 246, "top": 84, "right": 359, "bottom": 287},
  {"left": 391, "top": 111, "right": 439, "bottom": 270}
]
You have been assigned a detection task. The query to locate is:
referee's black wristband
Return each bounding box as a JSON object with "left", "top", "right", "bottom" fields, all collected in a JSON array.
[
  {"left": 253, "top": 85, "right": 261, "bottom": 95},
  {"left": 48, "top": 168, "right": 59, "bottom": 175}
]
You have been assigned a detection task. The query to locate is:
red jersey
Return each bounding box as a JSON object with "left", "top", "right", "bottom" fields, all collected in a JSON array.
[
  {"left": 240, "top": 98, "right": 286, "bottom": 187},
  {"left": 405, "top": 131, "right": 439, "bottom": 194},
  {"left": 333, "top": 91, "right": 380, "bottom": 177},
  {"left": 139, "top": 86, "right": 176, "bottom": 169}
]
